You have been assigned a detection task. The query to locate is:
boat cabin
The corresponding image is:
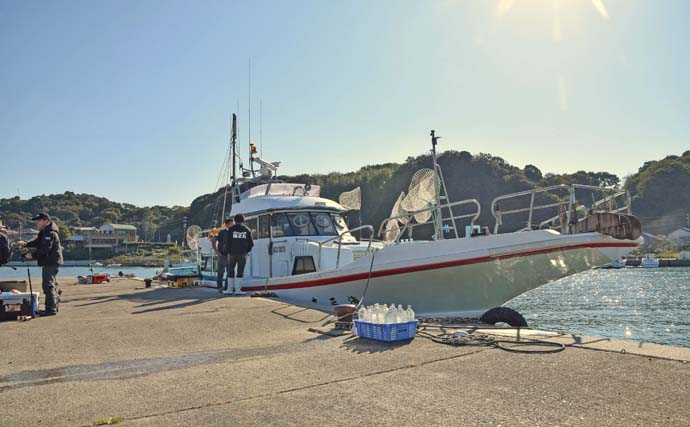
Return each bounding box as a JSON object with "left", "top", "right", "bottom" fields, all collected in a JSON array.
[{"left": 199, "top": 183, "right": 375, "bottom": 281}]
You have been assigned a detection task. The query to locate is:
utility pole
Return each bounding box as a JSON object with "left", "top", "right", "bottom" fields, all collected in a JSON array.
[{"left": 182, "top": 216, "right": 187, "bottom": 248}]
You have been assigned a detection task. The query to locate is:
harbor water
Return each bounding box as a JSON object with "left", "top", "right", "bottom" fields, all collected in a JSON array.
[
  {"left": 510, "top": 267, "right": 690, "bottom": 348},
  {"left": 0, "top": 266, "right": 161, "bottom": 281}
]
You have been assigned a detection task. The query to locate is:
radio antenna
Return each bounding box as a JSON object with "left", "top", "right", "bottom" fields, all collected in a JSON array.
[{"left": 248, "top": 58, "right": 251, "bottom": 152}]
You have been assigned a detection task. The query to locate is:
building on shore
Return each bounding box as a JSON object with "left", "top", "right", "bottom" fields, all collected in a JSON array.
[
  {"left": 98, "top": 224, "right": 138, "bottom": 246},
  {"left": 668, "top": 227, "right": 690, "bottom": 247},
  {"left": 68, "top": 224, "right": 139, "bottom": 253}
]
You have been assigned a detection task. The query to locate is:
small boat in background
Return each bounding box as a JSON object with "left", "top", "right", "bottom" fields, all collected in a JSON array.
[
  {"left": 641, "top": 254, "right": 659, "bottom": 268},
  {"left": 601, "top": 259, "right": 626, "bottom": 269}
]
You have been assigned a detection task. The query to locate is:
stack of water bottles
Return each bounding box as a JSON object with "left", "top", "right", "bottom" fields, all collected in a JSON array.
[{"left": 354, "top": 303, "right": 418, "bottom": 342}]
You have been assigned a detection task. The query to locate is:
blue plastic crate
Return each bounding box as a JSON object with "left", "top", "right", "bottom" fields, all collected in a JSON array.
[{"left": 354, "top": 320, "right": 418, "bottom": 342}]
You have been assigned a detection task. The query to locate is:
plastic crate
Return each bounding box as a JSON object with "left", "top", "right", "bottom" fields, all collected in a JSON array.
[
  {"left": 92, "top": 274, "right": 109, "bottom": 284},
  {"left": 354, "top": 320, "right": 418, "bottom": 342},
  {"left": 0, "top": 293, "right": 38, "bottom": 320}
]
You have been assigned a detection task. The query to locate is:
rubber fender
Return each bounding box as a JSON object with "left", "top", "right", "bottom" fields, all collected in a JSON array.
[{"left": 479, "top": 307, "right": 528, "bottom": 327}]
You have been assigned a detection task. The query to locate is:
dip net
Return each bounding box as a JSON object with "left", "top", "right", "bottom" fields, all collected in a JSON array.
[{"left": 338, "top": 187, "right": 361, "bottom": 210}]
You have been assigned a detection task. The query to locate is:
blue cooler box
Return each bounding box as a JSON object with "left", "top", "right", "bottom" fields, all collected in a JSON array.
[{"left": 355, "top": 320, "right": 418, "bottom": 342}]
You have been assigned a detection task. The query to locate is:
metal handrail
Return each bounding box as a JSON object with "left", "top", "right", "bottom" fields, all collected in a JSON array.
[
  {"left": 378, "top": 199, "right": 481, "bottom": 242},
  {"left": 491, "top": 184, "right": 631, "bottom": 234},
  {"left": 317, "top": 225, "right": 374, "bottom": 270}
]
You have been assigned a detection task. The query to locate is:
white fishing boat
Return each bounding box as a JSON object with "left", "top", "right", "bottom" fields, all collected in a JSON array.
[
  {"left": 601, "top": 259, "right": 626, "bottom": 269},
  {"left": 640, "top": 253, "right": 660, "bottom": 268},
  {"left": 189, "top": 123, "right": 642, "bottom": 318}
]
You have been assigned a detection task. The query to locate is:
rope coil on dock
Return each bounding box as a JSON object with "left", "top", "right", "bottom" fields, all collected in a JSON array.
[{"left": 417, "top": 324, "right": 565, "bottom": 354}]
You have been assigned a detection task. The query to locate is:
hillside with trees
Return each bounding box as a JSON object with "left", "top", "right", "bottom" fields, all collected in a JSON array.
[
  {"left": 2, "top": 150, "right": 688, "bottom": 243},
  {"left": 624, "top": 150, "right": 690, "bottom": 233},
  {"left": 0, "top": 192, "right": 189, "bottom": 243}
]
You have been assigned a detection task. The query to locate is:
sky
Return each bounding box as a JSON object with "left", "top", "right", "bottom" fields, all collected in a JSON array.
[{"left": 1, "top": 0, "right": 689, "bottom": 207}]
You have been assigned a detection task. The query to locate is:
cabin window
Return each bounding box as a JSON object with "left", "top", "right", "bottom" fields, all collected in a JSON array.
[
  {"left": 331, "top": 214, "right": 348, "bottom": 234},
  {"left": 271, "top": 212, "right": 346, "bottom": 237},
  {"left": 245, "top": 217, "right": 258, "bottom": 239},
  {"left": 292, "top": 256, "right": 316, "bottom": 275},
  {"left": 272, "top": 213, "right": 293, "bottom": 238},
  {"left": 312, "top": 213, "right": 337, "bottom": 235},
  {"left": 258, "top": 215, "right": 270, "bottom": 239},
  {"left": 288, "top": 213, "right": 317, "bottom": 236}
]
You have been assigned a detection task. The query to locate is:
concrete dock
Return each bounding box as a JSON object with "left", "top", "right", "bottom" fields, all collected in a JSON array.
[{"left": 1, "top": 278, "right": 689, "bottom": 427}]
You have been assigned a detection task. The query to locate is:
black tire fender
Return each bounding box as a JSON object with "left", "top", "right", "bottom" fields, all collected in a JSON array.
[{"left": 479, "top": 307, "right": 528, "bottom": 327}]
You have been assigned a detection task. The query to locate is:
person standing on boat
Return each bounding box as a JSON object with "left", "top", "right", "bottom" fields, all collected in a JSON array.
[
  {"left": 212, "top": 216, "right": 233, "bottom": 293},
  {"left": 17, "top": 212, "right": 63, "bottom": 316},
  {"left": 222, "top": 213, "right": 254, "bottom": 295}
]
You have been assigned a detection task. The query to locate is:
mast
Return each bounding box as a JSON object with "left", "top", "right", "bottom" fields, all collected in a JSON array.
[
  {"left": 221, "top": 113, "right": 237, "bottom": 223},
  {"left": 430, "top": 130, "right": 443, "bottom": 240},
  {"left": 231, "top": 113, "right": 237, "bottom": 188}
]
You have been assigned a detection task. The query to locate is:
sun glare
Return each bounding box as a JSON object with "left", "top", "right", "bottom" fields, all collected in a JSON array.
[
  {"left": 497, "top": 0, "right": 610, "bottom": 21},
  {"left": 591, "top": 0, "right": 610, "bottom": 20}
]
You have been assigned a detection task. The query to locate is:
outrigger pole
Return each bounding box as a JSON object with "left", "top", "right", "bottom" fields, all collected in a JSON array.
[{"left": 430, "top": 130, "right": 443, "bottom": 240}]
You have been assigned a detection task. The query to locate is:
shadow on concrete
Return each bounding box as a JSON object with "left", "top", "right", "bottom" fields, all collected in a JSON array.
[
  {"left": 0, "top": 340, "right": 306, "bottom": 394},
  {"left": 339, "top": 335, "right": 413, "bottom": 354},
  {"left": 71, "top": 286, "right": 227, "bottom": 315},
  {"left": 558, "top": 334, "right": 612, "bottom": 347},
  {"left": 270, "top": 304, "right": 332, "bottom": 324}
]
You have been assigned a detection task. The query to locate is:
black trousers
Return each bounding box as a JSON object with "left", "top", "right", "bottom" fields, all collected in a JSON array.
[
  {"left": 216, "top": 255, "right": 228, "bottom": 289},
  {"left": 227, "top": 254, "right": 248, "bottom": 278},
  {"left": 41, "top": 264, "right": 60, "bottom": 313}
]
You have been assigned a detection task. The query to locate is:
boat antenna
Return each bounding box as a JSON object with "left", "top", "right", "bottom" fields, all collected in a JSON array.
[
  {"left": 231, "top": 113, "right": 237, "bottom": 187},
  {"left": 430, "top": 130, "right": 443, "bottom": 240},
  {"left": 248, "top": 58, "right": 256, "bottom": 178},
  {"left": 259, "top": 100, "right": 264, "bottom": 159}
]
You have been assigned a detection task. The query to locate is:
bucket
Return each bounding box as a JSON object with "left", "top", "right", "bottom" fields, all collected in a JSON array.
[{"left": 334, "top": 304, "right": 356, "bottom": 330}]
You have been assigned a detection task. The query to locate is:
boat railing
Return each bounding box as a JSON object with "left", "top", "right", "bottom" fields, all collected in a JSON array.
[
  {"left": 317, "top": 225, "right": 375, "bottom": 270},
  {"left": 378, "top": 199, "right": 481, "bottom": 242},
  {"left": 491, "top": 184, "right": 631, "bottom": 234}
]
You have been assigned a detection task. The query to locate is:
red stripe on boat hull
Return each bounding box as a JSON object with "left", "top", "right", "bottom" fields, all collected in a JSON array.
[{"left": 242, "top": 242, "right": 638, "bottom": 291}]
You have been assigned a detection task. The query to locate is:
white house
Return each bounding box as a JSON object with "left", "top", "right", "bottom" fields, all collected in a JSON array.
[
  {"left": 99, "top": 224, "right": 138, "bottom": 244},
  {"left": 668, "top": 227, "right": 690, "bottom": 247}
]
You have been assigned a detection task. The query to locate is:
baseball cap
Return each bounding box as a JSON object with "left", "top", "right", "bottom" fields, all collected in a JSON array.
[{"left": 31, "top": 212, "right": 50, "bottom": 221}]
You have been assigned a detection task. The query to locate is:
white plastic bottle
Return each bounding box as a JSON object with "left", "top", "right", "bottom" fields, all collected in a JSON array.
[
  {"left": 385, "top": 306, "right": 398, "bottom": 324},
  {"left": 397, "top": 304, "right": 405, "bottom": 322},
  {"left": 373, "top": 304, "right": 382, "bottom": 323},
  {"left": 405, "top": 305, "right": 415, "bottom": 322},
  {"left": 358, "top": 306, "right": 367, "bottom": 323},
  {"left": 371, "top": 304, "right": 379, "bottom": 323}
]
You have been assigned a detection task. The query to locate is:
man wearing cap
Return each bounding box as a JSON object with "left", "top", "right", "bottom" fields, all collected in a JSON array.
[
  {"left": 211, "top": 216, "right": 233, "bottom": 293},
  {"left": 17, "top": 213, "right": 63, "bottom": 316}
]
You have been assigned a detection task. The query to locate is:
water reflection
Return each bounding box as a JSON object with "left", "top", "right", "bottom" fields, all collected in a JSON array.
[{"left": 509, "top": 268, "right": 690, "bottom": 347}]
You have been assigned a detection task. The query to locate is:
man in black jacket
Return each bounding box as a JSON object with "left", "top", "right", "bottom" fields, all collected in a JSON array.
[
  {"left": 18, "top": 212, "right": 63, "bottom": 316},
  {"left": 222, "top": 213, "right": 254, "bottom": 295},
  {"left": 211, "top": 216, "right": 233, "bottom": 293}
]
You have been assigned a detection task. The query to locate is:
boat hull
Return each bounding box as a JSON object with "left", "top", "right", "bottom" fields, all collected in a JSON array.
[{"left": 231, "top": 231, "right": 641, "bottom": 317}]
